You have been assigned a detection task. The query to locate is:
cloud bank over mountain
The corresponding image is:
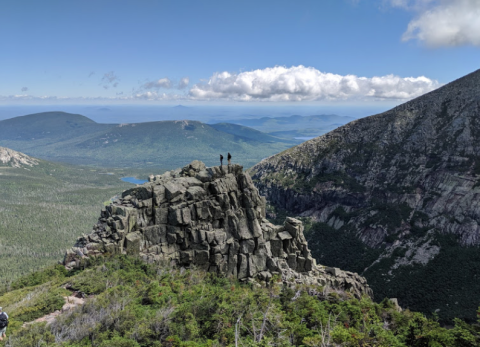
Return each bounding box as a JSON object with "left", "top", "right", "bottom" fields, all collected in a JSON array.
[
  {"left": 1, "top": 66, "right": 441, "bottom": 104},
  {"left": 187, "top": 66, "right": 440, "bottom": 102}
]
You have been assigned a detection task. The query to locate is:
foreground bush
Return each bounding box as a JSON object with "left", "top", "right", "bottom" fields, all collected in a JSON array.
[{"left": 0, "top": 255, "right": 479, "bottom": 346}]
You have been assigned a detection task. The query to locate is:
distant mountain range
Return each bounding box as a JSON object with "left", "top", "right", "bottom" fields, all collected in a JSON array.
[
  {"left": 218, "top": 114, "right": 356, "bottom": 140},
  {"left": 251, "top": 69, "right": 480, "bottom": 323},
  {"left": 0, "top": 112, "right": 298, "bottom": 169}
]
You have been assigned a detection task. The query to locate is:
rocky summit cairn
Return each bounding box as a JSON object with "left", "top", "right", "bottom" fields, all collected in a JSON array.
[{"left": 65, "top": 160, "right": 371, "bottom": 298}]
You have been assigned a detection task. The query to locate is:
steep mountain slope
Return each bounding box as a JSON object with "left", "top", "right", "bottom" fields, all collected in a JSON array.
[
  {"left": 250, "top": 69, "right": 480, "bottom": 322},
  {"left": 0, "top": 113, "right": 293, "bottom": 168}
]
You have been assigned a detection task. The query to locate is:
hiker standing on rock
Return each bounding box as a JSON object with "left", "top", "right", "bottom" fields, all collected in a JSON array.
[
  {"left": 228, "top": 152, "right": 232, "bottom": 165},
  {"left": 0, "top": 307, "right": 8, "bottom": 340},
  {"left": 220, "top": 154, "right": 224, "bottom": 166}
]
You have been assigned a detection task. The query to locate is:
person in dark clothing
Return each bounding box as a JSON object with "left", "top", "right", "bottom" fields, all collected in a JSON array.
[
  {"left": 220, "top": 154, "right": 224, "bottom": 166},
  {"left": 228, "top": 152, "right": 232, "bottom": 165},
  {"left": 0, "top": 307, "right": 8, "bottom": 340}
]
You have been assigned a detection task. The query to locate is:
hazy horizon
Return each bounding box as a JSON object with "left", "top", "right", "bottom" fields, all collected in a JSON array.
[{"left": 0, "top": 103, "right": 400, "bottom": 124}]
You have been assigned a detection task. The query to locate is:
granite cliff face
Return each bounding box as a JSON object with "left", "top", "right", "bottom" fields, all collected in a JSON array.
[
  {"left": 65, "top": 161, "right": 371, "bottom": 298},
  {"left": 249, "top": 70, "right": 480, "bottom": 321},
  {"left": 251, "top": 70, "right": 480, "bottom": 245}
]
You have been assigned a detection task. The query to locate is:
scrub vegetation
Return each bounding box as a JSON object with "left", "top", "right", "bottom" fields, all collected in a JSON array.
[
  {"left": 0, "top": 159, "right": 133, "bottom": 282},
  {"left": 2, "top": 255, "right": 480, "bottom": 347}
]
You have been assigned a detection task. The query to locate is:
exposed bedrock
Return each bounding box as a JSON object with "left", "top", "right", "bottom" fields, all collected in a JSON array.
[
  {"left": 250, "top": 70, "right": 480, "bottom": 247},
  {"left": 64, "top": 160, "right": 371, "bottom": 298}
]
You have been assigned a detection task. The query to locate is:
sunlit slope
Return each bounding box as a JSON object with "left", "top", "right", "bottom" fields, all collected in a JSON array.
[{"left": 0, "top": 113, "right": 293, "bottom": 168}]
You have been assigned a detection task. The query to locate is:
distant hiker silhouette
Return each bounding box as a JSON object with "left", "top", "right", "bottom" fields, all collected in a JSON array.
[
  {"left": 228, "top": 152, "right": 232, "bottom": 165},
  {"left": 220, "top": 154, "right": 224, "bottom": 166}
]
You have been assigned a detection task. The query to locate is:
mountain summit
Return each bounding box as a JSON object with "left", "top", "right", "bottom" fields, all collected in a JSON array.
[{"left": 250, "top": 69, "right": 480, "bottom": 321}]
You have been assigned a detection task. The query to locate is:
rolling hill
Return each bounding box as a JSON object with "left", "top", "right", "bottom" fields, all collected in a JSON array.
[{"left": 0, "top": 113, "right": 296, "bottom": 168}]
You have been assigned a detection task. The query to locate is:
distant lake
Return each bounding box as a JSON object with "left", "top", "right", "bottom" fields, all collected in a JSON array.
[
  {"left": 121, "top": 177, "right": 148, "bottom": 184},
  {"left": 294, "top": 137, "right": 315, "bottom": 141}
]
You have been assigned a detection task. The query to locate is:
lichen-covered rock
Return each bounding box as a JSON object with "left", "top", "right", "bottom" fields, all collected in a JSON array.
[{"left": 65, "top": 161, "right": 372, "bottom": 298}]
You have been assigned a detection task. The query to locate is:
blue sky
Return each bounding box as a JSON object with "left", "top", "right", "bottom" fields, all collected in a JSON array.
[{"left": 0, "top": 0, "right": 478, "bottom": 106}]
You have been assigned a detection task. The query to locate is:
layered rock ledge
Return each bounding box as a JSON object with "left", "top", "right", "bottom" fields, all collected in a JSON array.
[{"left": 65, "top": 161, "right": 371, "bottom": 298}]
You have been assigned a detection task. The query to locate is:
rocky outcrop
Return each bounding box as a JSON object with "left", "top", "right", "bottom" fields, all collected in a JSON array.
[
  {"left": 0, "top": 146, "right": 38, "bottom": 168},
  {"left": 65, "top": 160, "right": 371, "bottom": 298}
]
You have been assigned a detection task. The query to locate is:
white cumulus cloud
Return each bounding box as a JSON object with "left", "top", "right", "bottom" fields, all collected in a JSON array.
[
  {"left": 188, "top": 66, "right": 440, "bottom": 101},
  {"left": 397, "top": 0, "right": 480, "bottom": 47},
  {"left": 142, "top": 77, "right": 190, "bottom": 90}
]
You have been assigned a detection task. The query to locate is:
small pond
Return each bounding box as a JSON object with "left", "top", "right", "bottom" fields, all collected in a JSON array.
[{"left": 121, "top": 177, "right": 148, "bottom": 185}]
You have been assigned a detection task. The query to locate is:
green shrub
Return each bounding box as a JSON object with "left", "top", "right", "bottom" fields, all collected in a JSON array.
[
  {"left": 10, "top": 264, "right": 67, "bottom": 291},
  {"left": 99, "top": 336, "right": 141, "bottom": 347},
  {"left": 1, "top": 255, "right": 479, "bottom": 347},
  {"left": 13, "top": 289, "right": 65, "bottom": 322}
]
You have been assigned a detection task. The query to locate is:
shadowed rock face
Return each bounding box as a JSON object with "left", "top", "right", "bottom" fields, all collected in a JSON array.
[
  {"left": 250, "top": 70, "right": 480, "bottom": 247},
  {"left": 65, "top": 160, "right": 371, "bottom": 298}
]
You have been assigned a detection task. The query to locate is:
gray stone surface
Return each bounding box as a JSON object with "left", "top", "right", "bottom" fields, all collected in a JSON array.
[
  {"left": 251, "top": 70, "right": 480, "bottom": 250},
  {"left": 65, "top": 160, "right": 372, "bottom": 298}
]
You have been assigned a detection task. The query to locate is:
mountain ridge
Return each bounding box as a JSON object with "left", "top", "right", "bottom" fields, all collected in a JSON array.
[
  {"left": 250, "top": 69, "right": 480, "bottom": 321},
  {"left": 0, "top": 113, "right": 295, "bottom": 168}
]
